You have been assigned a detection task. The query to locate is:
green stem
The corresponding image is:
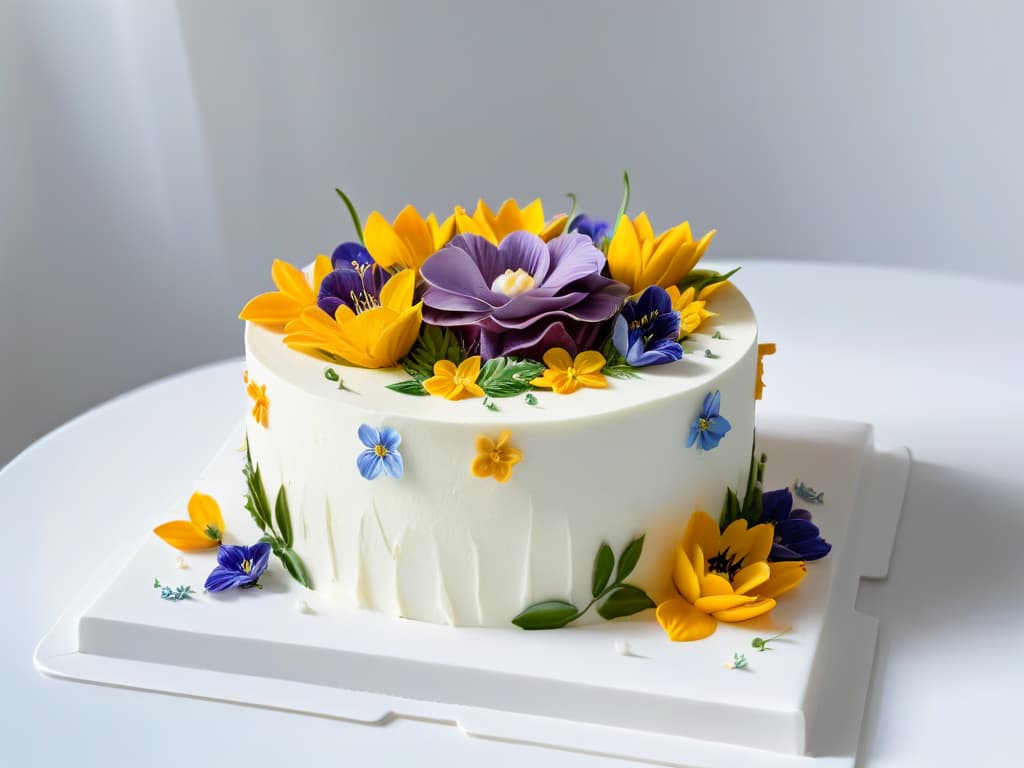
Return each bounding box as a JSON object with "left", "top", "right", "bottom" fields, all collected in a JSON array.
[
  {"left": 335, "top": 187, "right": 365, "bottom": 245},
  {"left": 563, "top": 192, "right": 578, "bottom": 236},
  {"left": 605, "top": 170, "right": 631, "bottom": 246},
  {"left": 568, "top": 581, "right": 623, "bottom": 623}
]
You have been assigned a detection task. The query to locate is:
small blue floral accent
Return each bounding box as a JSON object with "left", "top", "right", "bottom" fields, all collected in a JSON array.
[
  {"left": 357, "top": 424, "right": 404, "bottom": 480},
  {"left": 205, "top": 543, "right": 271, "bottom": 592},
  {"left": 612, "top": 285, "right": 683, "bottom": 367},
  {"left": 153, "top": 578, "right": 195, "bottom": 601},
  {"left": 569, "top": 213, "right": 612, "bottom": 245},
  {"left": 687, "top": 390, "right": 732, "bottom": 450},
  {"left": 759, "top": 488, "right": 832, "bottom": 561}
]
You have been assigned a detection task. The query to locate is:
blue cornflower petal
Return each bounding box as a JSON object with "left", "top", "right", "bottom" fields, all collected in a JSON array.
[
  {"left": 700, "top": 430, "right": 723, "bottom": 450},
  {"left": 357, "top": 449, "right": 383, "bottom": 480},
  {"left": 249, "top": 542, "right": 272, "bottom": 576},
  {"left": 357, "top": 424, "right": 380, "bottom": 450},
  {"left": 687, "top": 423, "right": 700, "bottom": 448},
  {"left": 216, "top": 543, "right": 246, "bottom": 571},
  {"left": 382, "top": 450, "right": 404, "bottom": 479},
  {"left": 706, "top": 414, "right": 732, "bottom": 438},
  {"left": 776, "top": 518, "right": 821, "bottom": 544},
  {"left": 380, "top": 427, "right": 402, "bottom": 452},
  {"left": 205, "top": 566, "right": 246, "bottom": 592},
  {"left": 708, "top": 390, "right": 721, "bottom": 417}
]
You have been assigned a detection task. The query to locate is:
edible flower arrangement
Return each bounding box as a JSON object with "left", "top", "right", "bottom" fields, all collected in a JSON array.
[{"left": 239, "top": 176, "right": 735, "bottom": 400}]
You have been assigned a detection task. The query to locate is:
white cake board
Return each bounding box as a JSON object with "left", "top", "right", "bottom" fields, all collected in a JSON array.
[{"left": 35, "top": 412, "right": 908, "bottom": 768}]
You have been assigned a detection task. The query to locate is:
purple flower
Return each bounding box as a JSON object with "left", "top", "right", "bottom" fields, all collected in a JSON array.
[
  {"left": 759, "top": 489, "right": 832, "bottom": 561},
  {"left": 687, "top": 390, "right": 731, "bottom": 450},
  {"left": 420, "top": 232, "right": 628, "bottom": 361},
  {"left": 319, "top": 241, "right": 390, "bottom": 318},
  {"left": 612, "top": 285, "right": 683, "bottom": 367},
  {"left": 569, "top": 213, "right": 611, "bottom": 245},
  {"left": 205, "top": 543, "right": 271, "bottom": 592},
  {"left": 357, "top": 424, "right": 404, "bottom": 480}
]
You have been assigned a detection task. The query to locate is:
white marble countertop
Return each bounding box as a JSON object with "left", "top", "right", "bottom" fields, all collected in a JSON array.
[{"left": 3, "top": 261, "right": 1022, "bottom": 767}]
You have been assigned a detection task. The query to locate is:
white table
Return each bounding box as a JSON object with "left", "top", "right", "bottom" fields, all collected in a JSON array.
[{"left": 3, "top": 261, "right": 1021, "bottom": 767}]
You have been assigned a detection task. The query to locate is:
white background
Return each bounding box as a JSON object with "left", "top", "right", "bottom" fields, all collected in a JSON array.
[{"left": 2, "top": 0, "right": 1022, "bottom": 465}]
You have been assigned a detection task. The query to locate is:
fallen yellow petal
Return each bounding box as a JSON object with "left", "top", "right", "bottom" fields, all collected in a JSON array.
[
  {"left": 656, "top": 597, "right": 718, "bottom": 642},
  {"left": 153, "top": 520, "right": 219, "bottom": 551}
]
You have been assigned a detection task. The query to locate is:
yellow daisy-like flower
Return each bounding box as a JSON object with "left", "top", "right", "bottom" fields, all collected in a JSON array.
[
  {"left": 153, "top": 491, "right": 226, "bottom": 551},
  {"left": 656, "top": 511, "right": 807, "bottom": 642},
  {"left": 423, "top": 356, "right": 485, "bottom": 400},
  {"left": 530, "top": 348, "right": 608, "bottom": 395},
  {"left": 607, "top": 213, "right": 716, "bottom": 295},
  {"left": 283, "top": 269, "right": 422, "bottom": 369},
  {"left": 454, "top": 198, "right": 567, "bottom": 245},
  {"left": 239, "top": 255, "right": 333, "bottom": 332},
  {"left": 246, "top": 375, "right": 269, "bottom": 427},
  {"left": 363, "top": 205, "right": 456, "bottom": 271},
  {"left": 666, "top": 286, "right": 718, "bottom": 337},
  {"left": 755, "top": 342, "right": 777, "bottom": 400},
  {"left": 471, "top": 430, "right": 523, "bottom": 483}
]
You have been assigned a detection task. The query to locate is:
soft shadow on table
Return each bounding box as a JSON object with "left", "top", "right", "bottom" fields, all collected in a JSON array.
[{"left": 854, "top": 460, "right": 1024, "bottom": 767}]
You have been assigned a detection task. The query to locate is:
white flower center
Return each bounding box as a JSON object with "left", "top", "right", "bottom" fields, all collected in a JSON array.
[{"left": 491, "top": 268, "right": 535, "bottom": 297}]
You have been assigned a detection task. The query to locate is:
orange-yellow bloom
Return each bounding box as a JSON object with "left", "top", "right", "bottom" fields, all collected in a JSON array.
[
  {"left": 530, "top": 348, "right": 607, "bottom": 395},
  {"left": 454, "top": 198, "right": 567, "bottom": 245},
  {"left": 239, "top": 255, "right": 333, "bottom": 332},
  {"left": 246, "top": 374, "right": 269, "bottom": 427},
  {"left": 755, "top": 343, "right": 777, "bottom": 400},
  {"left": 283, "top": 269, "right": 422, "bottom": 369},
  {"left": 607, "top": 213, "right": 716, "bottom": 295},
  {"left": 666, "top": 286, "right": 717, "bottom": 337},
  {"left": 423, "top": 356, "right": 485, "bottom": 400},
  {"left": 656, "top": 511, "right": 806, "bottom": 642},
  {"left": 471, "top": 430, "right": 523, "bottom": 483},
  {"left": 363, "top": 205, "right": 456, "bottom": 271},
  {"left": 153, "top": 492, "right": 226, "bottom": 551}
]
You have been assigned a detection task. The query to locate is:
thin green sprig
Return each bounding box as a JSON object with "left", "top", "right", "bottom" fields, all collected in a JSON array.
[{"left": 335, "top": 187, "right": 365, "bottom": 245}]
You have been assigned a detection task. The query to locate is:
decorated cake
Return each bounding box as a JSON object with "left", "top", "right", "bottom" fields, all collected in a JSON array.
[{"left": 155, "top": 176, "right": 831, "bottom": 640}]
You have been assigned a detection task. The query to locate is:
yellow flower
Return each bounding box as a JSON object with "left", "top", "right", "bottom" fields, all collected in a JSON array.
[
  {"left": 656, "top": 511, "right": 806, "bottom": 642},
  {"left": 471, "top": 430, "right": 523, "bottom": 483},
  {"left": 755, "top": 342, "right": 777, "bottom": 400},
  {"left": 665, "top": 286, "right": 718, "bottom": 337},
  {"left": 153, "top": 492, "right": 226, "bottom": 551},
  {"left": 364, "top": 205, "right": 456, "bottom": 271},
  {"left": 607, "top": 213, "right": 716, "bottom": 294},
  {"left": 454, "top": 198, "right": 567, "bottom": 244},
  {"left": 246, "top": 374, "right": 269, "bottom": 427},
  {"left": 283, "top": 269, "right": 422, "bottom": 369},
  {"left": 423, "top": 356, "right": 485, "bottom": 400},
  {"left": 239, "top": 255, "right": 333, "bottom": 332},
  {"left": 530, "top": 348, "right": 608, "bottom": 395}
]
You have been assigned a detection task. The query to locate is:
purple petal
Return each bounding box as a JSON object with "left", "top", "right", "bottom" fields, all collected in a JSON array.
[
  {"left": 769, "top": 543, "right": 804, "bottom": 562},
  {"left": 205, "top": 566, "right": 247, "bottom": 592},
  {"left": 331, "top": 242, "right": 373, "bottom": 269},
  {"left": 357, "top": 424, "right": 380, "bottom": 449},
  {"left": 357, "top": 449, "right": 383, "bottom": 480},
  {"left": 635, "top": 285, "right": 675, "bottom": 318},
  {"left": 216, "top": 544, "right": 247, "bottom": 571},
  {"left": 777, "top": 518, "right": 821, "bottom": 543},
  {"left": 496, "top": 231, "right": 551, "bottom": 283},
  {"left": 760, "top": 489, "right": 794, "bottom": 524},
  {"left": 542, "top": 233, "right": 606, "bottom": 288},
  {"left": 421, "top": 242, "right": 502, "bottom": 304},
  {"left": 479, "top": 320, "right": 578, "bottom": 360},
  {"left": 248, "top": 542, "right": 272, "bottom": 577},
  {"left": 794, "top": 538, "right": 832, "bottom": 561}
]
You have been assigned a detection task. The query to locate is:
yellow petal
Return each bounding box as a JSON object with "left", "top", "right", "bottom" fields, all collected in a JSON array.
[
  {"left": 758, "top": 561, "right": 808, "bottom": 599},
  {"left": 538, "top": 214, "right": 568, "bottom": 241},
  {"left": 492, "top": 462, "right": 513, "bottom": 482},
  {"left": 518, "top": 198, "right": 545, "bottom": 234},
  {"left": 496, "top": 430, "right": 513, "bottom": 450},
  {"left": 720, "top": 519, "right": 758, "bottom": 563},
  {"left": 694, "top": 593, "right": 757, "bottom": 613},
  {"left": 428, "top": 212, "right": 456, "bottom": 249},
  {"left": 530, "top": 373, "right": 555, "bottom": 389},
  {"left": 656, "top": 597, "right": 718, "bottom": 642},
  {"left": 186, "top": 492, "right": 225, "bottom": 540},
  {"left": 606, "top": 215, "right": 641, "bottom": 291},
  {"left": 713, "top": 597, "right": 776, "bottom": 623},
  {"left": 390, "top": 205, "right": 434, "bottom": 268},
  {"left": 312, "top": 254, "right": 333, "bottom": 291},
  {"left": 732, "top": 561, "right": 771, "bottom": 595},
  {"left": 672, "top": 542, "right": 701, "bottom": 603},
  {"left": 462, "top": 380, "right": 485, "bottom": 398},
  {"left": 475, "top": 434, "right": 495, "bottom": 454},
  {"left": 432, "top": 359, "right": 457, "bottom": 378},
  {"left": 370, "top": 304, "right": 422, "bottom": 367},
  {"left": 471, "top": 454, "right": 493, "bottom": 478},
  {"left": 455, "top": 205, "right": 493, "bottom": 242},
  {"left": 501, "top": 446, "right": 523, "bottom": 466},
  {"left": 542, "top": 347, "right": 573, "bottom": 371},
  {"left": 683, "top": 511, "right": 721, "bottom": 566},
  {"left": 424, "top": 374, "right": 456, "bottom": 399},
  {"left": 364, "top": 210, "right": 413, "bottom": 270},
  {"left": 153, "top": 520, "right": 219, "bottom": 551},
  {"left": 271, "top": 259, "right": 315, "bottom": 303},
  {"left": 701, "top": 572, "right": 735, "bottom": 597},
  {"left": 239, "top": 292, "right": 305, "bottom": 330},
  {"left": 380, "top": 268, "right": 416, "bottom": 312},
  {"left": 576, "top": 372, "right": 608, "bottom": 389},
  {"left": 574, "top": 350, "right": 606, "bottom": 374},
  {"left": 457, "top": 355, "right": 482, "bottom": 382},
  {"left": 633, "top": 212, "right": 654, "bottom": 243},
  {"left": 552, "top": 375, "right": 581, "bottom": 395}
]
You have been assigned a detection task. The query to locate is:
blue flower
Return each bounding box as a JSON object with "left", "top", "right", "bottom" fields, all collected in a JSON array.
[
  {"left": 318, "top": 242, "right": 391, "bottom": 318},
  {"left": 357, "top": 424, "right": 404, "bottom": 480},
  {"left": 612, "top": 285, "right": 683, "bottom": 367},
  {"left": 759, "top": 488, "right": 832, "bottom": 561},
  {"left": 687, "top": 390, "right": 732, "bottom": 450},
  {"left": 204, "top": 543, "right": 271, "bottom": 592},
  {"left": 569, "top": 213, "right": 612, "bottom": 245}
]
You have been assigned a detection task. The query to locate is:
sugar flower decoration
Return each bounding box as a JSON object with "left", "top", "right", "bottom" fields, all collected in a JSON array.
[
  {"left": 246, "top": 374, "right": 269, "bottom": 428},
  {"left": 424, "top": 356, "right": 485, "bottom": 400},
  {"left": 420, "top": 232, "right": 628, "bottom": 360},
  {"left": 755, "top": 342, "right": 777, "bottom": 400},
  {"left": 153, "top": 491, "right": 225, "bottom": 551},
  {"left": 357, "top": 424, "right": 404, "bottom": 480},
  {"left": 612, "top": 285, "right": 683, "bottom": 366},
  {"left": 687, "top": 390, "right": 732, "bottom": 450},
  {"left": 239, "top": 255, "right": 333, "bottom": 331},
  {"left": 364, "top": 205, "right": 456, "bottom": 271},
  {"left": 205, "top": 543, "right": 271, "bottom": 592},
  {"left": 471, "top": 430, "right": 522, "bottom": 483},
  {"left": 607, "top": 212, "right": 716, "bottom": 295},
  {"left": 666, "top": 285, "right": 717, "bottom": 337},
  {"left": 318, "top": 242, "right": 391, "bottom": 318},
  {"left": 759, "top": 488, "right": 832, "bottom": 561},
  {"left": 656, "top": 511, "right": 807, "bottom": 641},
  {"left": 568, "top": 213, "right": 611, "bottom": 245},
  {"left": 283, "top": 268, "right": 423, "bottom": 369},
  {"left": 454, "top": 198, "right": 567, "bottom": 245},
  {"left": 530, "top": 348, "right": 607, "bottom": 394}
]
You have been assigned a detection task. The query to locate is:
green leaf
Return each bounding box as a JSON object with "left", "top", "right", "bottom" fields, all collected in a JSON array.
[
  {"left": 615, "top": 535, "right": 645, "bottom": 582},
  {"left": 274, "top": 486, "right": 294, "bottom": 548},
  {"left": 601, "top": 364, "right": 640, "bottom": 380},
  {"left": 387, "top": 379, "right": 430, "bottom": 396},
  {"left": 511, "top": 600, "right": 579, "bottom": 630},
  {"left": 591, "top": 543, "right": 614, "bottom": 597},
  {"left": 676, "top": 266, "right": 741, "bottom": 297},
  {"left": 243, "top": 447, "right": 272, "bottom": 531},
  {"left": 720, "top": 487, "right": 742, "bottom": 529},
  {"left": 278, "top": 548, "right": 313, "bottom": 589},
  {"left": 476, "top": 357, "right": 545, "bottom": 398},
  {"left": 324, "top": 367, "right": 340, "bottom": 382},
  {"left": 334, "top": 187, "right": 365, "bottom": 246},
  {"left": 740, "top": 452, "right": 767, "bottom": 526},
  {"left": 402, "top": 325, "right": 465, "bottom": 381},
  {"left": 597, "top": 584, "right": 656, "bottom": 620},
  {"left": 605, "top": 170, "right": 631, "bottom": 246}
]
